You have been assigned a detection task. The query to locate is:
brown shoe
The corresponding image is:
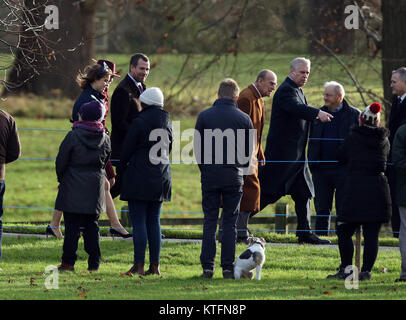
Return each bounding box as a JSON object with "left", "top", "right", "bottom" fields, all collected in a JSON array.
[
  {"left": 145, "top": 263, "right": 160, "bottom": 276},
  {"left": 125, "top": 263, "right": 145, "bottom": 276}
]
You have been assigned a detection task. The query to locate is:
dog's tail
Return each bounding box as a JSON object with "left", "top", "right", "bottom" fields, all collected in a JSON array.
[{"left": 253, "top": 252, "right": 264, "bottom": 265}]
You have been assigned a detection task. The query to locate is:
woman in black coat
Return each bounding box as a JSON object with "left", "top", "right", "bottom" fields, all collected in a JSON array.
[
  {"left": 120, "top": 87, "right": 172, "bottom": 276},
  {"left": 327, "top": 102, "right": 391, "bottom": 281}
]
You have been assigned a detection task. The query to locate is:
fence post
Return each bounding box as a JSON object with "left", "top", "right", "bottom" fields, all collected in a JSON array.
[
  {"left": 275, "top": 202, "right": 288, "bottom": 234},
  {"left": 355, "top": 228, "right": 362, "bottom": 271}
]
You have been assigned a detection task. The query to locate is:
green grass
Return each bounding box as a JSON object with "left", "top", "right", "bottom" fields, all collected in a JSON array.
[{"left": 0, "top": 236, "right": 404, "bottom": 300}]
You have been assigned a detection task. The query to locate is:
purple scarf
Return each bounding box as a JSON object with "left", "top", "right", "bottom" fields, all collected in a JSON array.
[{"left": 72, "top": 121, "right": 105, "bottom": 133}]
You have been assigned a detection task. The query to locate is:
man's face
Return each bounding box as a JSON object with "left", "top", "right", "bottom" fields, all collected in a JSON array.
[
  {"left": 290, "top": 63, "right": 310, "bottom": 87},
  {"left": 323, "top": 86, "right": 342, "bottom": 109},
  {"left": 391, "top": 73, "right": 406, "bottom": 96},
  {"left": 130, "top": 59, "right": 150, "bottom": 83},
  {"left": 256, "top": 72, "right": 277, "bottom": 97}
]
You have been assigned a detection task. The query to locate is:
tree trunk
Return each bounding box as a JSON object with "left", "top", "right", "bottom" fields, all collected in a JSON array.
[
  {"left": 381, "top": 0, "right": 406, "bottom": 125},
  {"left": 307, "top": 0, "right": 355, "bottom": 55},
  {"left": 5, "top": 0, "right": 97, "bottom": 99}
]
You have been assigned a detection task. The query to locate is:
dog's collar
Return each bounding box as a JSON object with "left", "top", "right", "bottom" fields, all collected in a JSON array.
[{"left": 251, "top": 240, "right": 265, "bottom": 249}]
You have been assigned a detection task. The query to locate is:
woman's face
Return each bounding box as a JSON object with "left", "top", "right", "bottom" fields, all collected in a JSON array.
[{"left": 91, "top": 74, "right": 110, "bottom": 93}]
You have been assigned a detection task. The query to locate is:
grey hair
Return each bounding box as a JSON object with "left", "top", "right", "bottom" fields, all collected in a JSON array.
[
  {"left": 256, "top": 69, "right": 274, "bottom": 82},
  {"left": 324, "top": 81, "right": 345, "bottom": 98},
  {"left": 290, "top": 57, "right": 311, "bottom": 71},
  {"left": 393, "top": 67, "right": 406, "bottom": 81}
]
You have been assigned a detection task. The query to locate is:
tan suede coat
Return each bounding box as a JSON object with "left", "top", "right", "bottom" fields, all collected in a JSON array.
[{"left": 237, "top": 84, "right": 265, "bottom": 213}]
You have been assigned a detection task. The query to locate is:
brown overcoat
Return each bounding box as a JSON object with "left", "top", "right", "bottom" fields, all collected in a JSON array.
[{"left": 237, "top": 84, "right": 265, "bottom": 213}]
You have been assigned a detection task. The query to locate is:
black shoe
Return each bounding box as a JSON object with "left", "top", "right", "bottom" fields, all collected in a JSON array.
[
  {"left": 298, "top": 233, "right": 331, "bottom": 245},
  {"left": 359, "top": 271, "right": 371, "bottom": 281},
  {"left": 46, "top": 225, "right": 58, "bottom": 238},
  {"left": 109, "top": 227, "right": 133, "bottom": 239},
  {"left": 58, "top": 262, "right": 75, "bottom": 272},
  {"left": 201, "top": 270, "right": 214, "bottom": 279},
  {"left": 327, "top": 267, "right": 351, "bottom": 280},
  {"left": 222, "top": 270, "right": 235, "bottom": 279},
  {"left": 395, "top": 278, "right": 406, "bottom": 283}
]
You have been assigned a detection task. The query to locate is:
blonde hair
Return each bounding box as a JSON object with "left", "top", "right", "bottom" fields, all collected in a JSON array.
[{"left": 218, "top": 78, "right": 240, "bottom": 99}]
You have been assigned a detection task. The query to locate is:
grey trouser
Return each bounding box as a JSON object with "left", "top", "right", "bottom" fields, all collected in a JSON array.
[
  {"left": 235, "top": 211, "right": 251, "bottom": 238},
  {"left": 398, "top": 206, "right": 406, "bottom": 279}
]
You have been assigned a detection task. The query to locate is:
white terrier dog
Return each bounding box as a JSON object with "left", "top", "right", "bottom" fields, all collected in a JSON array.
[{"left": 234, "top": 237, "right": 266, "bottom": 280}]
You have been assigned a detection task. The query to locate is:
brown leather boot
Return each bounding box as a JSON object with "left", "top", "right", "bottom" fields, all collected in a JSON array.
[
  {"left": 125, "top": 263, "right": 145, "bottom": 276},
  {"left": 145, "top": 263, "right": 160, "bottom": 276}
]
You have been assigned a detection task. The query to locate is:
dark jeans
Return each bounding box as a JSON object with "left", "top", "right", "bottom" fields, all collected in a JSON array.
[
  {"left": 312, "top": 167, "right": 345, "bottom": 236},
  {"left": 336, "top": 221, "right": 381, "bottom": 272},
  {"left": 128, "top": 200, "right": 162, "bottom": 264},
  {"left": 200, "top": 184, "right": 242, "bottom": 272},
  {"left": 62, "top": 212, "right": 101, "bottom": 269},
  {"left": 0, "top": 180, "right": 5, "bottom": 261}
]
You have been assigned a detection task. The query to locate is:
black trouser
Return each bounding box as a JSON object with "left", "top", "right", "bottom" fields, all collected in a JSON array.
[
  {"left": 288, "top": 174, "right": 312, "bottom": 237},
  {"left": 110, "top": 163, "right": 123, "bottom": 199},
  {"left": 312, "top": 167, "right": 346, "bottom": 236},
  {"left": 387, "top": 166, "right": 400, "bottom": 237},
  {"left": 336, "top": 221, "right": 381, "bottom": 272},
  {"left": 62, "top": 212, "right": 101, "bottom": 269}
]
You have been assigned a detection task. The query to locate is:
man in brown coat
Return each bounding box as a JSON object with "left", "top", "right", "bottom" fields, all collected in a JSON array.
[{"left": 236, "top": 70, "right": 277, "bottom": 242}]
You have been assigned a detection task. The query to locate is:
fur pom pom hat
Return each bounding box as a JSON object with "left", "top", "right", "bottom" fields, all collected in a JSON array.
[{"left": 360, "top": 102, "right": 382, "bottom": 126}]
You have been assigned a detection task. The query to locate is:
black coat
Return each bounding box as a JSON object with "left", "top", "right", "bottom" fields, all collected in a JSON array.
[
  {"left": 110, "top": 74, "right": 146, "bottom": 161},
  {"left": 259, "top": 77, "right": 319, "bottom": 207},
  {"left": 308, "top": 99, "right": 361, "bottom": 169},
  {"left": 120, "top": 105, "right": 172, "bottom": 202},
  {"left": 54, "top": 129, "right": 111, "bottom": 214},
  {"left": 194, "top": 98, "right": 254, "bottom": 187},
  {"left": 388, "top": 95, "right": 406, "bottom": 161},
  {"left": 337, "top": 125, "right": 391, "bottom": 223}
]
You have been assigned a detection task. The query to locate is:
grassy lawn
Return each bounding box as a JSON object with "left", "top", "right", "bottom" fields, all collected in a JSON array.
[{"left": 0, "top": 236, "right": 404, "bottom": 300}]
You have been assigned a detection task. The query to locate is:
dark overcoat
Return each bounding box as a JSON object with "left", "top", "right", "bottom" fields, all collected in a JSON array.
[
  {"left": 392, "top": 123, "right": 406, "bottom": 206},
  {"left": 120, "top": 105, "right": 172, "bottom": 202},
  {"left": 54, "top": 129, "right": 111, "bottom": 214},
  {"left": 237, "top": 85, "right": 265, "bottom": 213},
  {"left": 259, "top": 77, "right": 319, "bottom": 209},
  {"left": 337, "top": 125, "right": 391, "bottom": 224},
  {"left": 307, "top": 99, "right": 361, "bottom": 169},
  {"left": 110, "top": 74, "right": 145, "bottom": 160}
]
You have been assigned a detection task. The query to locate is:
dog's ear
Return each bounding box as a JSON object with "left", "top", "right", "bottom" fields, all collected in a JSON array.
[
  {"left": 247, "top": 236, "right": 254, "bottom": 245},
  {"left": 260, "top": 237, "right": 266, "bottom": 243}
]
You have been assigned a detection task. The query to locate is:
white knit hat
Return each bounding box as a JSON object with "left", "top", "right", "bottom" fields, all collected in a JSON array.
[
  {"left": 140, "top": 87, "right": 164, "bottom": 107},
  {"left": 360, "top": 102, "right": 381, "bottom": 125}
]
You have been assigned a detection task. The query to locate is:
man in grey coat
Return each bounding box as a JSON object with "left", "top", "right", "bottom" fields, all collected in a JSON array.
[{"left": 259, "top": 57, "right": 333, "bottom": 245}]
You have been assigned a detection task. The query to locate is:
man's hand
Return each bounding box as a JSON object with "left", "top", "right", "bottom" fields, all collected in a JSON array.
[{"left": 317, "top": 110, "right": 333, "bottom": 123}]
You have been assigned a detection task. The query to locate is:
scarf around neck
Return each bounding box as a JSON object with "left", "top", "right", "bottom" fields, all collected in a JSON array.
[{"left": 72, "top": 121, "right": 105, "bottom": 133}]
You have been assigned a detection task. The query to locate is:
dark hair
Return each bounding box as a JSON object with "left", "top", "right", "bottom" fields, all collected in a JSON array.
[
  {"left": 76, "top": 62, "right": 112, "bottom": 89},
  {"left": 129, "top": 53, "right": 149, "bottom": 71}
]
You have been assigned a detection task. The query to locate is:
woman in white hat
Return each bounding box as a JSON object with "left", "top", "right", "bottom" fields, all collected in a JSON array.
[{"left": 120, "top": 87, "right": 173, "bottom": 276}]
